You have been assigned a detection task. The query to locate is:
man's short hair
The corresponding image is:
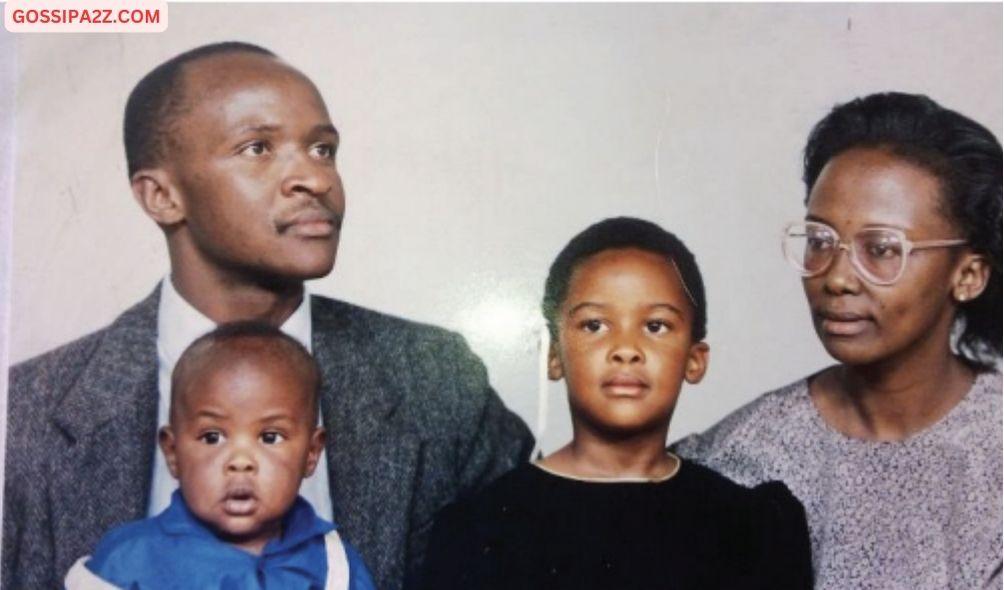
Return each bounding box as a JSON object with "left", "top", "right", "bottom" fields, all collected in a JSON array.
[
  {"left": 541, "top": 217, "right": 708, "bottom": 342},
  {"left": 170, "top": 321, "right": 321, "bottom": 424},
  {"left": 123, "top": 41, "right": 277, "bottom": 177}
]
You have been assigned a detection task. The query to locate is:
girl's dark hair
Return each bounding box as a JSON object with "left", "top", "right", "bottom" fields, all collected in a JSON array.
[
  {"left": 542, "top": 217, "right": 707, "bottom": 341},
  {"left": 804, "top": 92, "right": 1002, "bottom": 368}
]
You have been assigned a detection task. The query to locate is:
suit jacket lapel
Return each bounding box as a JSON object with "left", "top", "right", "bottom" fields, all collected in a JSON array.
[
  {"left": 311, "top": 297, "right": 420, "bottom": 588},
  {"left": 49, "top": 289, "right": 160, "bottom": 571}
]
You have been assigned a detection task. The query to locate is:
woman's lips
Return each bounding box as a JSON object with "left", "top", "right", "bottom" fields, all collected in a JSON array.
[
  {"left": 818, "top": 310, "right": 873, "bottom": 336},
  {"left": 602, "top": 374, "right": 649, "bottom": 397}
]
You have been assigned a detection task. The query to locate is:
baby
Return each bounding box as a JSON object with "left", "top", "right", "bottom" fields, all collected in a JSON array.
[{"left": 65, "top": 322, "right": 375, "bottom": 589}]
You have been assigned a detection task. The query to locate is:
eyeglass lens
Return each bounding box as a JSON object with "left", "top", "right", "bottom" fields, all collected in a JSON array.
[{"left": 783, "top": 224, "right": 905, "bottom": 283}]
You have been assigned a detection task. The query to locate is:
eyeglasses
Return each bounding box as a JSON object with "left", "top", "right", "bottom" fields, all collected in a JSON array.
[{"left": 782, "top": 221, "right": 966, "bottom": 286}]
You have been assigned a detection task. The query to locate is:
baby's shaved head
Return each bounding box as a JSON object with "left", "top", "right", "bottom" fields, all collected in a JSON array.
[{"left": 171, "top": 322, "right": 320, "bottom": 425}]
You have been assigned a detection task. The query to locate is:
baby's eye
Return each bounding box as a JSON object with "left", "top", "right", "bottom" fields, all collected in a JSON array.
[
  {"left": 645, "top": 320, "right": 671, "bottom": 334},
  {"left": 260, "top": 431, "right": 286, "bottom": 445},
  {"left": 199, "top": 431, "right": 224, "bottom": 445},
  {"left": 240, "top": 140, "right": 270, "bottom": 157},
  {"left": 578, "top": 319, "right": 605, "bottom": 334},
  {"left": 310, "top": 142, "right": 336, "bottom": 160}
]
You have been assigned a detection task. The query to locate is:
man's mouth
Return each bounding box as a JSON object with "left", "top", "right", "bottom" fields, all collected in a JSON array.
[
  {"left": 276, "top": 208, "right": 342, "bottom": 237},
  {"left": 222, "top": 486, "right": 258, "bottom": 516},
  {"left": 602, "top": 373, "right": 649, "bottom": 397},
  {"left": 817, "top": 310, "right": 873, "bottom": 336}
]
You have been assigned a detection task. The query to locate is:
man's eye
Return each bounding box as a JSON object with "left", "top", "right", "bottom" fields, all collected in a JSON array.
[
  {"left": 261, "top": 432, "right": 286, "bottom": 445},
  {"left": 310, "top": 143, "right": 336, "bottom": 160},
  {"left": 199, "top": 432, "right": 223, "bottom": 445},
  {"left": 645, "top": 320, "right": 670, "bottom": 334},
  {"left": 240, "top": 141, "right": 269, "bottom": 156}
]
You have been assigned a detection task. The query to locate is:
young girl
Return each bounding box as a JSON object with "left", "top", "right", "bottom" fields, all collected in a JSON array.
[
  {"left": 420, "top": 217, "right": 813, "bottom": 590},
  {"left": 675, "top": 93, "right": 1002, "bottom": 589}
]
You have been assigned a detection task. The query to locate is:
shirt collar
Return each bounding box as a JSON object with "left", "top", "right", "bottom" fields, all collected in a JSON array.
[
  {"left": 157, "top": 276, "right": 314, "bottom": 369},
  {"left": 159, "top": 490, "right": 335, "bottom": 555}
]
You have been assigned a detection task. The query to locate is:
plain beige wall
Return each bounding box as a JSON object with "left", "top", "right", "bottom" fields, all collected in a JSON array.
[{"left": 7, "top": 4, "right": 1003, "bottom": 454}]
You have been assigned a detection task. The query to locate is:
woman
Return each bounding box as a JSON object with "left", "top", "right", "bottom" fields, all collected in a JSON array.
[{"left": 674, "top": 92, "right": 1001, "bottom": 589}]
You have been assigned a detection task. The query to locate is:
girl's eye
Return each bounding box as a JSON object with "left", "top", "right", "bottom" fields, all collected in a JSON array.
[
  {"left": 199, "top": 431, "right": 223, "bottom": 445},
  {"left": 310, "top": 143, "right": 336, "bottom": 160},
  {"left": 261, "top": 432, "right": 286, "bottom": 445},
  {"left": 579, "top": 319, "right": 605, "bottom": 334},
  {"left": 645, "top": 320, "right": 670, "bottom": 334},
  {"left": 240, "top": 141, "right": 269, "bottom": 157}
]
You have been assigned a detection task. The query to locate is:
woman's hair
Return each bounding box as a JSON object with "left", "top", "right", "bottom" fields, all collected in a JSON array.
[
  {"left": 803, "top": 92, "right": 1002, "bottom": 368},
  {"left": 542, "top": 217, "right": 707, "bottom": 342}
]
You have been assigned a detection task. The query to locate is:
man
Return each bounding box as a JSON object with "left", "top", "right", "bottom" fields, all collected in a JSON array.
[{"left": 3, "top": 42, "right": 533, "bottom": 590}]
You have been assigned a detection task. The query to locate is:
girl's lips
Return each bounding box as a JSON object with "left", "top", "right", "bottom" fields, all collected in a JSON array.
[{"left": 602, "top": 374, "right": 649, "bottom": 396}]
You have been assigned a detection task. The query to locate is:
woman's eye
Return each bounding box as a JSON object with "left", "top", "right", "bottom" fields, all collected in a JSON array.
[
  {"left": 807, "top": 236, "right": 833, "bottom": 251},
  {"left": 645, "top": 320, "right": 670, "bottom": 334},
  {"left": 199, "top": 431, "right": 223, "bottom": 445},
  {"left": 261, "top": 432, "right": 286, "bottom": 445},
  {"left": 865, "top": 242, "right": 901, "bottom": 259},
  {"left": 579, "top": 319, "right": 605, "bottom": 333}
]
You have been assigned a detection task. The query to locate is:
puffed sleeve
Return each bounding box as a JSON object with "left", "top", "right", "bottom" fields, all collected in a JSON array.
[{"left": 749, "top": 480, "right": 813, "bottom": 590}]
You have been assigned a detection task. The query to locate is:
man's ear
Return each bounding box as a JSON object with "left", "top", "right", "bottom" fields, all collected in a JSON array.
[
  {"left": 952, "top": 252, "right": 991, "bottom": 303},
  {"left": 158, "top": 425, "right": 180, "bottom": 479},
  {"left": 304, "top": 427, "right": 326, "bottom": 477},
  {"left": 684, "top": 342, "right": 710, "bottom": 385},
  {"left": 547, "top": 342, "right": 564, "bottom": 381},
  {"left": 131, "top": 168, "right": 185, "bottom": 225}
]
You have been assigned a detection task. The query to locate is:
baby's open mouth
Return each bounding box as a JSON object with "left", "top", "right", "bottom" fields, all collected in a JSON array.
[{"left": 222, "top": 486, "right": 258, "bottom": 516}]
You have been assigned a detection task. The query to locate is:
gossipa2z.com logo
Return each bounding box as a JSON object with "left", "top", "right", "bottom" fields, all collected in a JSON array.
[{"left": 5, "top": 0, "right": 167, "bottom": 33}]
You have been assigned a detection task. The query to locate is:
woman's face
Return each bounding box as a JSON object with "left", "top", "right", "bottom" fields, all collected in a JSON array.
[{"left": 803, "top": 147, "right": 966, "bottom": 367}]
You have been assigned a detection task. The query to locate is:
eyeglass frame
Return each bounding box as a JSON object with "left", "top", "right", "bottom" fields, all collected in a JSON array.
[{"left": 782, "top": 220, "right": 967, "bottom": 286}]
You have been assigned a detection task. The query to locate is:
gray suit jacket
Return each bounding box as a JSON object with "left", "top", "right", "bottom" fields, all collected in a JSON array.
[{"left": 3, "top": 288, "right": 534, "bottom": 589}]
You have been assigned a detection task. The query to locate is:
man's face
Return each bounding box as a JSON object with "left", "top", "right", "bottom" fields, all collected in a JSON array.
[
  {"left": 161, "top": 353, "right": 324, "bottom": 554},
  {"left": 166, "top": 53, "right": 345, "bottom": 285}
]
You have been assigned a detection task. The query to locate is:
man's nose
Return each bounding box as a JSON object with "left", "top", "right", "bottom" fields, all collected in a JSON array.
[{"left": 281, "top": 150, "right": 335, "bottom": 198}]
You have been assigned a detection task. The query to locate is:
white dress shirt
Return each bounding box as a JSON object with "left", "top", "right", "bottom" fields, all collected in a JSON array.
[{"left": 148, "top": 277, "right": 333, "bottom": 520}]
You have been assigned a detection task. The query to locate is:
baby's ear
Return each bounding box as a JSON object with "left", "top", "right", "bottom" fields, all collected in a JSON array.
[
  {"left": 684, "top": 342, "right": 710, "bottom": 385},
  {"left": 547, "top": 342, "right": 565, "bottom": 381},
  {"left": 304, "top": 427, "right": 326, "bottom": 477},
  {"left": 158, "top": 426, "right": 180, "bottom": 479}
]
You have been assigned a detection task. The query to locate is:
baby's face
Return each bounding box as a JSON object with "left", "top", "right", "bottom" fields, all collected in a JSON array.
[{"left": 160, "top": 358, "right": 323, "bottom": 554}]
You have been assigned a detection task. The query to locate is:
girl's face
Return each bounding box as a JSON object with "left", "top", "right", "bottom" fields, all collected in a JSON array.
[
  {"left": 549, "top": 248, "right": 709, "bottom": 438},
  {"left": 803, "top": 147, "right": 980, "bottom": 367}
]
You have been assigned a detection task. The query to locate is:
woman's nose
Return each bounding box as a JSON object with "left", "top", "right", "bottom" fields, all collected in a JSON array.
[{"left": 823, "top": 244, "right": 861, "bottom": 294}]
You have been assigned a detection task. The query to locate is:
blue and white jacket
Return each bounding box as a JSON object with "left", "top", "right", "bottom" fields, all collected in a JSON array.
[{"left": 64, "top": 491, "right": 375, "bottom": 590}]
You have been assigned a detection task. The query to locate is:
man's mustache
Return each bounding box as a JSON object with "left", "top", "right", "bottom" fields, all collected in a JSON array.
[{"left": 274, "top": 206, "right": 343, "bottom": 234}]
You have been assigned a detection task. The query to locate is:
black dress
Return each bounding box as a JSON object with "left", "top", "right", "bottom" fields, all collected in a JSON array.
[{"left": 419, "top": 459, "right": 812, "bottom": 590}]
